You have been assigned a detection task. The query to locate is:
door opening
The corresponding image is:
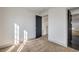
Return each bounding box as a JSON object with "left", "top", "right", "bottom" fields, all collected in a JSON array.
[
  {"left": 42, "top": 15, "right": 48, "bottom": 36},
  {"left": 68, "top": 8, "right": 79, "bottom": 50},
  {"left": 36, "top": 15, "right": 48, "bottom": 39}
]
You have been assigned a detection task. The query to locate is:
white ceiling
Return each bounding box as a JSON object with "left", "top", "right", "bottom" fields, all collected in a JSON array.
[{"left": 26, "top": 7, "right": 49, "bottom": 13}]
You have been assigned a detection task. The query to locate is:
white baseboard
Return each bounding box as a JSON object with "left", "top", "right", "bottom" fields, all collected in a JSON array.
[
  {"left": 48, "top": 39, "right": 67, "bottom": 47},
  {"left": 0, "top": 41, "right": 13, "bottom": 48}
]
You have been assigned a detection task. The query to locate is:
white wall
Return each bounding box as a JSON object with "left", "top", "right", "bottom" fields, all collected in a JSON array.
[
  {"left": 0, "top": 8, "right": 36, "bottom": 48},
  {"left": 39, "top": 10, "right": 48, "bottom": 16},
  {"left": 48, "top": 8, "right": 68, "bottom": 47},
  {"left": 0, "top": 8, "right": 9, "bottom": 48}
]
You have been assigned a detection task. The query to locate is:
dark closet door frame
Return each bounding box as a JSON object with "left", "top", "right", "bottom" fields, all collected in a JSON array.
[
  {"left": 67, "top": 9, "right": 72, "bottom": 47},
  {"left": 36, "top": 15, "right": 42, "bottom": 38}
]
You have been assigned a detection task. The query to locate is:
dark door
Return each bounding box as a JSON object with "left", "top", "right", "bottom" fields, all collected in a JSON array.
[
  {"left": 36, "top": 15, "right": 42, "bottom": 38},
  {"left": 68, "top": 9, "right": 72, "bottom": 46}
]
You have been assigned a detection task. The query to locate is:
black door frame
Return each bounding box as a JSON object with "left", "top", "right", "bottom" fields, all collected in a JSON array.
[
  {"left": 36, "top": 15, "right": 42, "bottom": 38},
  {"left": 67, "top": 9, "right": 72, "bottom": 47}
]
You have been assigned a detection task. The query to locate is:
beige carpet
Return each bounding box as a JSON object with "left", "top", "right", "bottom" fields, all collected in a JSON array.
[{"left": 0, "top": 35, "right": 78, "bottom": 52}]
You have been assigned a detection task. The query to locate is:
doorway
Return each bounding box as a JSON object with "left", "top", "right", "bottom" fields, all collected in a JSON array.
[
  {"left": 36, "top": 15, "right": 48, "bottom": 38},
  {"left": 68, "top": 8, "right": 79, "bottom": 50},
  {"left": 42, "top": 15, "right": 48, "bottom": 36}
]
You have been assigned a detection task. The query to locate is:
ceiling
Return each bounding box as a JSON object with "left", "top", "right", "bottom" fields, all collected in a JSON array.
[{"left": 26, "top": 7, "right": 49, "bottom": 13}]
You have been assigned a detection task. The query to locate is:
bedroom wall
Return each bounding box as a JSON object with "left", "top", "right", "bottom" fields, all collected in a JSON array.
[
  {"left": 48, "top": 7, "right": 68, "bottom": 47},
  {"left": 0, "top": 7, "right": 36, "bottom": 48}
]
